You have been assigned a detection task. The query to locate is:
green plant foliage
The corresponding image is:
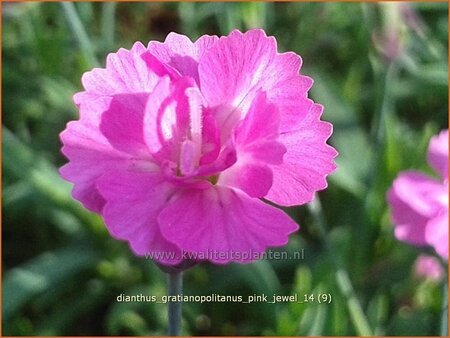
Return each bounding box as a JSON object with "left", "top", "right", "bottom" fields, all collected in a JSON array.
[{"left": 2, "top": 2, "right": 448, "bottom": 336}]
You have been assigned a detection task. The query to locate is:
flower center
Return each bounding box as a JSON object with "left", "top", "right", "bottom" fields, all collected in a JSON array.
[{"left": 208, "top": 175, "right": 219, "bottom": 185}]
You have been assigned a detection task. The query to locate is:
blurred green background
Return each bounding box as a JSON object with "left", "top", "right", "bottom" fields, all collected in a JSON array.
[{"left": 2, "top": 1, "right": 448, "bottom": 336}]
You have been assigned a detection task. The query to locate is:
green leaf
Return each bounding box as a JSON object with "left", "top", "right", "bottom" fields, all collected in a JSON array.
[
  {"left": 2, "top": 126, "right": 103, "bottom": 230},
  {"left": 307, "top": 302, "right": 328, "bottom": 336},
  {"left": 310, "top": 71, "right": 372, "bottom": 198},
  {"left": 35, "top": 279, "right": 108, "bottom": 335},
  {"left": 3, "top": 245, "right": 99, "bottom": 320}
]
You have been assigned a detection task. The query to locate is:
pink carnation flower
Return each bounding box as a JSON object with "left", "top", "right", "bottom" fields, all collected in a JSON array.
[
  {"left": 414, "top": 255, "right": 444, "bottom": 281},
  {"left": 388, "top": 129, "right": 448, "bottom": 259},
  {"left": 60, "top": 29, "right": 337, "bottom": 265}
]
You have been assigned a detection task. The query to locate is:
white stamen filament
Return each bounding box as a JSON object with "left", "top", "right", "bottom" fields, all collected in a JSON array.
[
  {"left": 161, "top": 101, "right": 177, "bottom": 140},
  {"left": 186, "top": 87, "right": 204, "bottom": 165}
]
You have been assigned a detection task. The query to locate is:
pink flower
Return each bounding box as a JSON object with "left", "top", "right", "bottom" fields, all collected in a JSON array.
[
  {"left": 388, "top": 129, "right": 448, "bottom": 259},
  {"left": 414, "top": 255, "right": 444, "bottom": 281},
  {"left": 60, "top": 29, "right": 337, "bottom": 265}
]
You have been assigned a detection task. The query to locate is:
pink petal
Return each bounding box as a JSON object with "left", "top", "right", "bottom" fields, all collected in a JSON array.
[
  {"left": 140, "top": 51, "right": 181, "bottom": 80},
  {"left": 265, "top": 104, "right": 337, "bottom": 206},
  {"left": 387, "top": 171, "right": 446, "bottom": 246},
  {"left": 414, "top": 255, "right": 444, "bottom": 281},
  {"left": 100, "top": 93, "right": 150, "bottom": 156},
  {"left": 148, "top": 32, "right": 219, "bottom": 84},
  {"left": 76, "top": 42, "right": 159, "bottom": 102},
  {"left": 61, "top": 96, "right": 112, "bottom": 150},
  {"left": 59, "top": 146, "right": 128, "bottom": 213},
  {"left": 158, "top": 186, "right": 298, "bottom": 264},
  {"left": 96, "top": 170, "right": 182, "bottom": 265},
  {"left": 233, "top": 91, "right": 285, "bottom": 164},
  {"left": 389, "top": 171, "right": 445, "bottom": 218},
  {"left": 218, "top": 92, "right": 286, "bottom": 198},
  {"left": 60, "top": 97, "right": 129, "bottom": 212},
  {"left": 427, "top": 129, "right": 448, "bottom": 181},
  {"left": 425, "top": 209, "right": 448, "bottom": 259},
  {"left": 268, "top": 52, "right": 314, "bottom": 133},
  {"left": 198, "top": 29, "right": 313, "bottom": 133},
  {"left": 196, "top": 141, "right": 237, "bottom": 177},
  {"left": 394, "top": 218, "right": 429, "bottom": 246},
  {"left": 72, "top": 43, "right": 166, "bottom": 167},
  {"left": 219, "top": 163, "right": 273, "bottom": 198}
]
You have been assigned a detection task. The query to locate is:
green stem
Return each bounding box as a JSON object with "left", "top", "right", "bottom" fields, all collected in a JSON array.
[
  {"left": 373, "top": 61, "right": 397, "bottom": 151},
  {"left": 309, "top": 197, "right": 373, "bottom": 336},
  {"left": 168, "top": 271, "right": 183, "bottom": 336},
  {"left": 441, "top": 281, "right": 448, "bottom": 336},
  {"left": 61, "top": 2, "right": 98, "bottom": 68}
]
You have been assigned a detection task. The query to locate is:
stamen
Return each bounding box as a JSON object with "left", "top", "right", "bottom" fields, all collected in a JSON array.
[
  {"left": 185, "top": 87, "right": 204, "bottom": 163},
  {"left": 179, "top": 140, "right": 196, "bottom": 176},
  {"left": 160, "top": 101, "right": 177, "bottom": 140}
]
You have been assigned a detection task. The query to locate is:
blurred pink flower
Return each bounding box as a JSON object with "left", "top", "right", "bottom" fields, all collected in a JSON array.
[
  {"left": 60, "top": 29, "right": 337, "bottom": 265},
  {"left": 414, "top": 254, "right": 444, "bottom": 281},
  {"left": 388, "top": 129, "right": 448, "bottom": 259}
]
